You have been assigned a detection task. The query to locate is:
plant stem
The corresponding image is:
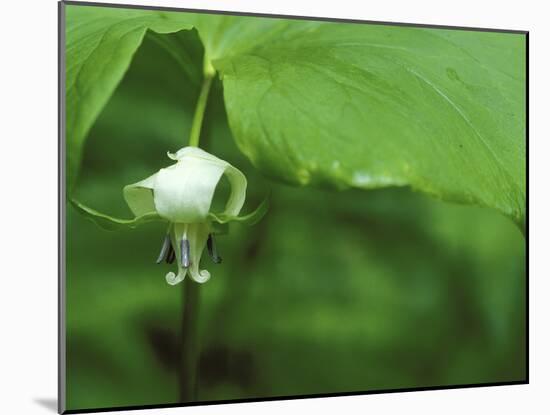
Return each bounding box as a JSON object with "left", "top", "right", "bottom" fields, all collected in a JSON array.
[
  {"left": 188, "top": 74, "right": 214, "bottom": 148},
  {"left": 179, "top": 65, "right": 214, "bottom": 402},
  {"left": 179, "top": 277, "right": 200, "bottom": 401}
]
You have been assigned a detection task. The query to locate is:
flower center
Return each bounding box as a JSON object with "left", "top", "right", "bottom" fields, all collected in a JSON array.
[{"left": 155, "top": 222, "right": 220, "bottom": 285}]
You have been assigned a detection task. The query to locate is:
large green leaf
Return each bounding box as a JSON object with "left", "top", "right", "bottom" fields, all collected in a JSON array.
[
  {"left": 65, "top": 4, "right": 525, "bottom": 229},
  {"left": 64, "top": 6, "right": 300, "bottom": 190},
  {"left": 65, "top": 5, "right": 194, "bottom": 189},
  {"left": 64, "top": 9, "right": 526, "bottom": 407},
  {"left": 190, "top": 14, "right": 320, "bottom": 61},
  {"left": 217, "top": 24, "right": 526, "bottom": 229}
]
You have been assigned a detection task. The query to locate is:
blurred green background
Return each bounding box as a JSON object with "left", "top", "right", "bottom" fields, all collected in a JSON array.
[{"left": 66, "top": 29, "right": 526, "bottom": 411}]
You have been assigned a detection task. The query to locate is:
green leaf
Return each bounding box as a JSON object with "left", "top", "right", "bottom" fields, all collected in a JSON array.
[
  {"left": 64, "top": 6, "right": 312, "bottom": 191},
  {"left": 65, "top": 5, "right": 195, "bottom": 190},
  {"left": 217, "top": 24, "right": 526, "bottom": 230},
  {"left": 190, "top": 14, "right": 320, "bottom": 61},
  {"left": 65, "top": 5, "right": 526, "bottom": 231},
  {"left": 69, "top": 199, "right": 166, "bottom": 231}
]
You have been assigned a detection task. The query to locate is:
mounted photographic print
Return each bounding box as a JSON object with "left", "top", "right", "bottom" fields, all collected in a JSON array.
[{"left": 59, "top": 1, "right": 527, "bottom": 413}]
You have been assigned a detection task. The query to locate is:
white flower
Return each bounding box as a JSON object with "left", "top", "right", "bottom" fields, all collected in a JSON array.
[
  {"left": 71, "top": 146, "right": 268, "bottom": 285},
  {"left": 123, "top": 146, "right": 250, "bottom": 285}
]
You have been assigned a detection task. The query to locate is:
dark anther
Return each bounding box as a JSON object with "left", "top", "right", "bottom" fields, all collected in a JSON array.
[
  {"left": 166, "top": 244, "right": 176, "bottom": 264},
  {"left": 181, "top": 239, "right": 190, "bottom": 268},
  {"left": 207, "top": 234, "right": 222, "bottom": 264},
  {"left": 156, "top": 234, "right": 171, "bottom": 264}
]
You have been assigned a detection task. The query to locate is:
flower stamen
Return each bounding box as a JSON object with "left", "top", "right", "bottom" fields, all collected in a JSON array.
[
  {"left": 206, "top": 234, "right": 222, "bottom": 264},
  {"left": 166, "top": 244, "right": 176, "bottom": 264},
  {"left": 181, "top": 238, "right": 190, "bottom": 268},
  {"left": 156, "top": 234, "right": 171, "bottom": 264}
]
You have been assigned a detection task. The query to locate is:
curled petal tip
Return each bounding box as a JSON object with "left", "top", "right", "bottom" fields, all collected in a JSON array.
[
  {"left": 191, "top": 269, "right": 211, "bottom": 284},
  {"left": 165, "top": 272, "right": 178, "bottom": 285},
  {"left": 165, "top": 269, "right": 186, "bottom": 285}
]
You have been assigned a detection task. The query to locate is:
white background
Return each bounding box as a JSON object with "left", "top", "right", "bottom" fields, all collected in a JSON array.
[{"left": 0, "top": 0, "right": 545, "bottom": 413}]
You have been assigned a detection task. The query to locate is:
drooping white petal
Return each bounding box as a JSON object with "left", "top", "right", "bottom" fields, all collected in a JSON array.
[
  {"left": 153, "top": 158, "right": 226, "bottom": 223},
  {"left": 165, "top": 223, "right": 189, "bottom": 285},
  {"left": 169, "top": 147, "right": 247, "bottom": 219},
  {"left": 222, "top": 165, "right": 247, "bottom": 217},
  {"left": 123, "top": 174, "right": 157, "bottom": 216},
  {"left": 123, "top": 147, "right": 249, "bottom": 225},
  {"left": 156, "top": 147, "right": 248, "bottom": 223},
  {"left": 186, "top": 223, "right": 211, "bottom": 284},
  {"left": 166, "top": 268, "right": 187, "bottom": 285},
  {"left": 164, "top": 222, "right": 211, "bottom": 285},
  {"left": 189, "top": 266, "right": 211, "bottom": 284}
]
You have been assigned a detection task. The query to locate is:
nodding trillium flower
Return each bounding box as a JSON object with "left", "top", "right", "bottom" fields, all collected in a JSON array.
[{"left": 71, "top": 146, "right": 268, "bottom": 285}]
